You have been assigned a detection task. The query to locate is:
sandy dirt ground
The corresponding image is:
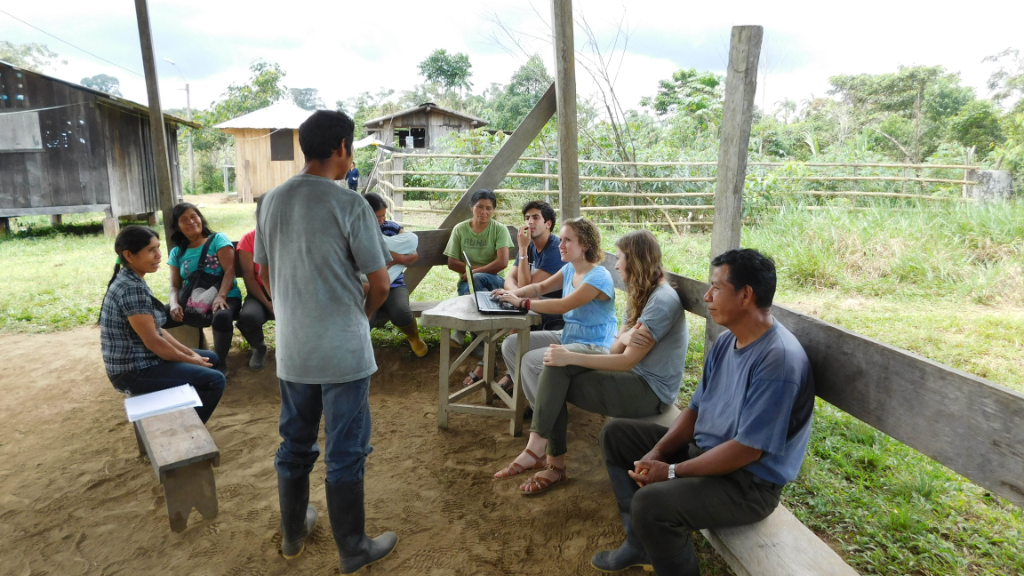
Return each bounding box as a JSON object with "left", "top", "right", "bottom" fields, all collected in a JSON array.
[{"left": 0, "top": 328, "right": 719, "bottom": 576}]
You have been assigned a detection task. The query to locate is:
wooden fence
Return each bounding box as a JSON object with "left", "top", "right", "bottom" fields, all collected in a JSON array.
[{"left": 372, "top": 153, "right": 981, "bottom": 228}]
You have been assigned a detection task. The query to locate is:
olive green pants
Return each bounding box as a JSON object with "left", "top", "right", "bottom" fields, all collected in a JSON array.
[{"left": 531, "top": 363, "right": 664, "bottom": 456}]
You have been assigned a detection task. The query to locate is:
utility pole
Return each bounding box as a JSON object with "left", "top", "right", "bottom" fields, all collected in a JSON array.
[
  {"left": 135, "top": 0, "right": 176, "bottom": 241},
  {"left": 165, "top": 58, "right": 194, "bottom": 193}
]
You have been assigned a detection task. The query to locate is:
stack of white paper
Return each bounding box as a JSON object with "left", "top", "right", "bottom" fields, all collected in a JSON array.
[{"left": 124, "top": 384, "right": 203, "bottom": 422}]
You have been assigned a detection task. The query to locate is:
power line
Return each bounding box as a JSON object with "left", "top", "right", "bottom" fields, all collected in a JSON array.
[{"left": 0, "top": 8, "right": 144, "bottom": 78}]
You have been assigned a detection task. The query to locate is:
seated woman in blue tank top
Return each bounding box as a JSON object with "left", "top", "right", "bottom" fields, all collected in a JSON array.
[{"left": 490, "top": 217, "right": 617, "bottom": 405}]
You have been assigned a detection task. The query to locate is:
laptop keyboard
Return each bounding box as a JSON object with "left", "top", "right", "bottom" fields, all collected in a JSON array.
[{"left": 476, "top": 293, "right": 518, "bottom": 311}]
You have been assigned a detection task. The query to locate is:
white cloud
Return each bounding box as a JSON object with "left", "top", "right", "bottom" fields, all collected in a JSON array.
[{"left": 1, "top": 0, "right": 1019, "bottom": 119}]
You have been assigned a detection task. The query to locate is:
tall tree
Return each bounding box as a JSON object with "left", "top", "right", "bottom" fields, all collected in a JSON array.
[
  {"left": 641, "top": 68, "right": 724, "bottom": 136},
  {"left": 289, "top": 87, "right": 324, "bottom": 111},
  {"left": 417, "top": 49, "right": 473, "bottom": 98},
  {"left": 0, "top": 41, "right": 64, "bottom": 72},
  {"left": 487, "top": 55, "right": 553, "bottom": 131},
  {"left": 985, "top": 48, "right": 1024, "bottom": 113},
  {"left": 829, "top": 66, "right": 973, "bottom": 162},
  {"left": 80, "top": 74, "right": 121, "bottom": 97}
]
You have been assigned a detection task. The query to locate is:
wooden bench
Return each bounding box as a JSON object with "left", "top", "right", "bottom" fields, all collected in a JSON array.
[{"left": 133, "top": 409, "right": 220, "bottom": 532}]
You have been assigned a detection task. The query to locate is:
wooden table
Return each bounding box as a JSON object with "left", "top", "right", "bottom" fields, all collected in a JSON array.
[{"left": 420, "top": 295, "right": 540, "bottom": 436}]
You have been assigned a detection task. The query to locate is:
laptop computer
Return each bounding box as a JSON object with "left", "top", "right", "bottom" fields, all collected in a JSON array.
[{"left": 464, "top": 251, "right": 528, "bottom": 315}]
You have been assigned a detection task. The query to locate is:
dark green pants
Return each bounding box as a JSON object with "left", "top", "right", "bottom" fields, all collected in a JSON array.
[
  {"left": 599, "top": 419, "right": 782, "bottom": 561},
  {"left": 532, "top": 364, "right": 664, "bottom": 456}
]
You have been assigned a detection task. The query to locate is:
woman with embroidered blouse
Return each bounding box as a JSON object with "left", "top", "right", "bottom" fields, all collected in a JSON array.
[{"left": 98, "top": 226, "right": 225, "bottom": 423}]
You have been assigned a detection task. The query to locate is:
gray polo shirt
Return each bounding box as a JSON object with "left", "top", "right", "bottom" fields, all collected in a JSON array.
[
  {"left": 254, "top": 174, "right": 390, "bottom": 384},
  {"left": 631, "top": 282, "right": 688, "bottom": 405}
]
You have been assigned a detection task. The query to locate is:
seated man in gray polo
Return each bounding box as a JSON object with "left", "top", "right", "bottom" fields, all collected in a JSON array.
[{"left": 592, "top": 248, "right": 815, "bottom": 575}]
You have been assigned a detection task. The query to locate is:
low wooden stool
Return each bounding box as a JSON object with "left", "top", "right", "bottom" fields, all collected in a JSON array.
[
  {"left": 421, "top": 295, "right": 540, "bottom": 436},
  {"left": 134, "top": 409, "right": 220, "bottom": 532}
]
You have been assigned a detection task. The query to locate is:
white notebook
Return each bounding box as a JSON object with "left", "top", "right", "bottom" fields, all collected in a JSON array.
[{"left": 124, "top": 384, "right": 203, "bottom": 422}]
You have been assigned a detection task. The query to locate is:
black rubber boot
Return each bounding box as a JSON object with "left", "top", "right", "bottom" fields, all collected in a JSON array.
[
  {"left": 591, "top": 467, "right": 653, "bottom": 572},
  {"left": 326, "top": 479, "right": 398, "bottom": 574},
  {"left": 648, "top": 539, "right": 701, "bottom": 576},
  {"left": 212, "top": 330, "right": 232, "bottom": 375},
  {"left": 278, "top": 474, "right": 317, "bottom": 559}
]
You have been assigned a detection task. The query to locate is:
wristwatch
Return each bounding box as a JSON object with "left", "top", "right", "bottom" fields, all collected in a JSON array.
[{"left": 668, "top": 463, "right": 677, "bottom": 480}]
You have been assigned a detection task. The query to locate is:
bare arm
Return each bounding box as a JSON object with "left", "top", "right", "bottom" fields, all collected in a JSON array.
[
  {"left": 259, "top": 263, "right": 271, "bottom": 299},
  {"left": 543, "top": 337, "right": 652, "bottom": 372},
  {"left": 505, "top": 279, "right": 602, "bottom": 315},
  {"left": 472, "top": 247, "right": 510, "bottom": 275},
  {"left": 495, "top": 270, "right": 565, "bottom": 307},
  {"left": 168, "top": 265, "right": 184, "bottom": 322},
  {"left": 161, "top": 327, "right": 195, "bottom": 356},
  {"left": 238, "top": 250, "right": 273, "bottom": 312},
  {"left": 389, "top": 250, "right": 418, "bottom": 267},
  {"left": 212, "top": 245, "right": 236, "bottom": 312},
  {"left": 505, "top": 266, "right": 521, "bottom": 291},
  {"left": 364, "top": 268, "right": 390, "bottom": 318},
  {"left": 447, "top": 257, "right": 467, "bottom": 276},
  {"left": 127, "top": 314, "right": 211, "bottom": 366}
]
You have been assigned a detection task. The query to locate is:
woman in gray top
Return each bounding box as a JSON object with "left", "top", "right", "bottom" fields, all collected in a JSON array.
[{"left": 493, "top": 230, "right": 690, "bottom": 495}]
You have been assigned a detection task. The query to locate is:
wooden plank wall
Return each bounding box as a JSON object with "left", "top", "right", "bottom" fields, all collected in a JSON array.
[
  {"left": 406, "top": 232, "right": 1024, "bottom": 509},
  {"left": 0, "top": 63, "right": 111, "bottom": 214},
  {"left": 226, "top": 128, "right": 304, "bottom": 197}
]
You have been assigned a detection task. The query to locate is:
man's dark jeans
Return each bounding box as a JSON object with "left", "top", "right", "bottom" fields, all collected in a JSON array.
[
  {"left": 110, "top": 350, "right": 225, "bottom": 423},
  {"left": 275, "top": 377, "right": 372, "bottom": 484},
  {"left": 600, "top": 419, "right": 783, "bottom": 560}
]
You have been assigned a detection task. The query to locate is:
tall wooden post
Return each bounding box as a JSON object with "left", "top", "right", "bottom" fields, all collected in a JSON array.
[
  {"left": 134, "top": 0, "right": 176, "bottom": 242},
  {"left": 391, "top": 156, "right": 404, "bottom": 222},
  {"left": 551, "top": 0, "right": 580, "bottom": 220},
  {"left": 707, "top": 26, "right": 763, "bottom": 348}
]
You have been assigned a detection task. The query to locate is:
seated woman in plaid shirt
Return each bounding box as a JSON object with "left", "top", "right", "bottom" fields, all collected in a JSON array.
[{"left": 98, "top": 226, "right": 225, "bottom": 423}]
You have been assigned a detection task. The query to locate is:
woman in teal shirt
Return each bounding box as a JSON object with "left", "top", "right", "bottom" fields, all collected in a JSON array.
[{"left": 165, "top": 202, "right": 240, "bottom": 375}]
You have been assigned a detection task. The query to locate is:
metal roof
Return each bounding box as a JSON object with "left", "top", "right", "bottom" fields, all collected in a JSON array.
[
  {"left": 362, "top": 102, "right": 487, "bottom": 128},
  {"left": 214, "top": 101, "right": 316, "bottom": 130},
  {"left": 0, "top": 60, "right": 201, "bottom": 128}
]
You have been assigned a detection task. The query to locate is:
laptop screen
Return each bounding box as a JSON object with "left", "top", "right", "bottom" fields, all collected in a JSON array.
[{"left": 462, "top": 251, "right": 475, "bottom": 295}]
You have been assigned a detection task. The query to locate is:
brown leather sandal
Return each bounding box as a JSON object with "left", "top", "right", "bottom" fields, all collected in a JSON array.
[
  {"left": 493, "top": 448, "right": 546, "bottom": 479},
  {"left": 519, "top": 463, "right": 568, "bottom": 496}
]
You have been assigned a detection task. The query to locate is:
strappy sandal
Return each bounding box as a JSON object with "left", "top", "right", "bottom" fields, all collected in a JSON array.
[
  {"left": 497, "top": 374, "right": 513, "bottom": 395},
  {"left": 463, "top": 362, "right": 484, "bottom": 388},
  {"left": 494, "top": 448, "right": 546, "bottom": 479},
  {"left": 520, "top": 463, "right": 568, "bottom": 496}
]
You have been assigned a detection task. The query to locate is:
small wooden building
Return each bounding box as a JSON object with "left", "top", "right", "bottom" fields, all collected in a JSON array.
[
  {"left": 215, "top": 102, "right": 313, "bottom": 198},
  {"left": 363, "top": 103, "right": 487, "bottom": 150},
  {"left": 0, "top": 60, "right": 197, "bottom": 232}
]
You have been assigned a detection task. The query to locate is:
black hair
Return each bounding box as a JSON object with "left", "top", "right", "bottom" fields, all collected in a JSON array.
[
  {"left": 522, "top": 200, "right": 556, "bottom": 232},
  {"left": 298, "top": 110, "right": 354, "bottom": 162},
  {"left": 169, "top": 202, "right": 215, "bottom": 253},
  {"left": 363, "top": 192, "right": 388, "bottom": 213},
  {"left": 710, "top": 248, "right": 777, "bottom": 309},
  {"left": 470, "top": 189, "right": 497, "bottom": 208},
  {"left": 98, "top": 225, "right": 160, "bottom": 324}
]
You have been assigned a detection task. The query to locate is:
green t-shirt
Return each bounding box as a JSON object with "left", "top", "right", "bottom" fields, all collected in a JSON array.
[{"left": 443, "top": 219, "right": 514, "bottom": 267}]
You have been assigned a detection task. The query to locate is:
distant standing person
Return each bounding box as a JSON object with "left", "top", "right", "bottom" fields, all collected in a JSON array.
[
  {"left": 235, "top": 227, "right": 274, "bottom": 369},
  {"left": 346, "top": 165, "right": 359, "bottom": 191},
  {"left": 255, "top": 110, "right": 397, "bottom": 572}
]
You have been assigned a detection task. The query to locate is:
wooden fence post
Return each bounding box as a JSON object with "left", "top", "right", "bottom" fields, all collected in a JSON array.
[
  {"left": 707, "top": 25, "right": 763, "bottom": 349},
  {"left": 544, "top": 160, "right": 552, "bottom": 205},
  {"left": 392, "top": 156, "right": 404, "bottom": 222},
  {"left": 552, "top": 0, "right": 580, "bottom": 220}
]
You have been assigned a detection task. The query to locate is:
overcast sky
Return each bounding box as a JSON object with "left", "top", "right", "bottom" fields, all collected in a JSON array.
[{"left": 2, "top": 0, "right": 1020, "bottom": 119}]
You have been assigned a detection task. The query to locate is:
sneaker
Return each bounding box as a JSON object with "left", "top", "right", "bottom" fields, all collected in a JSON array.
[{"left": 249, "top": 344, "right": 267, "bottom": 370}]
